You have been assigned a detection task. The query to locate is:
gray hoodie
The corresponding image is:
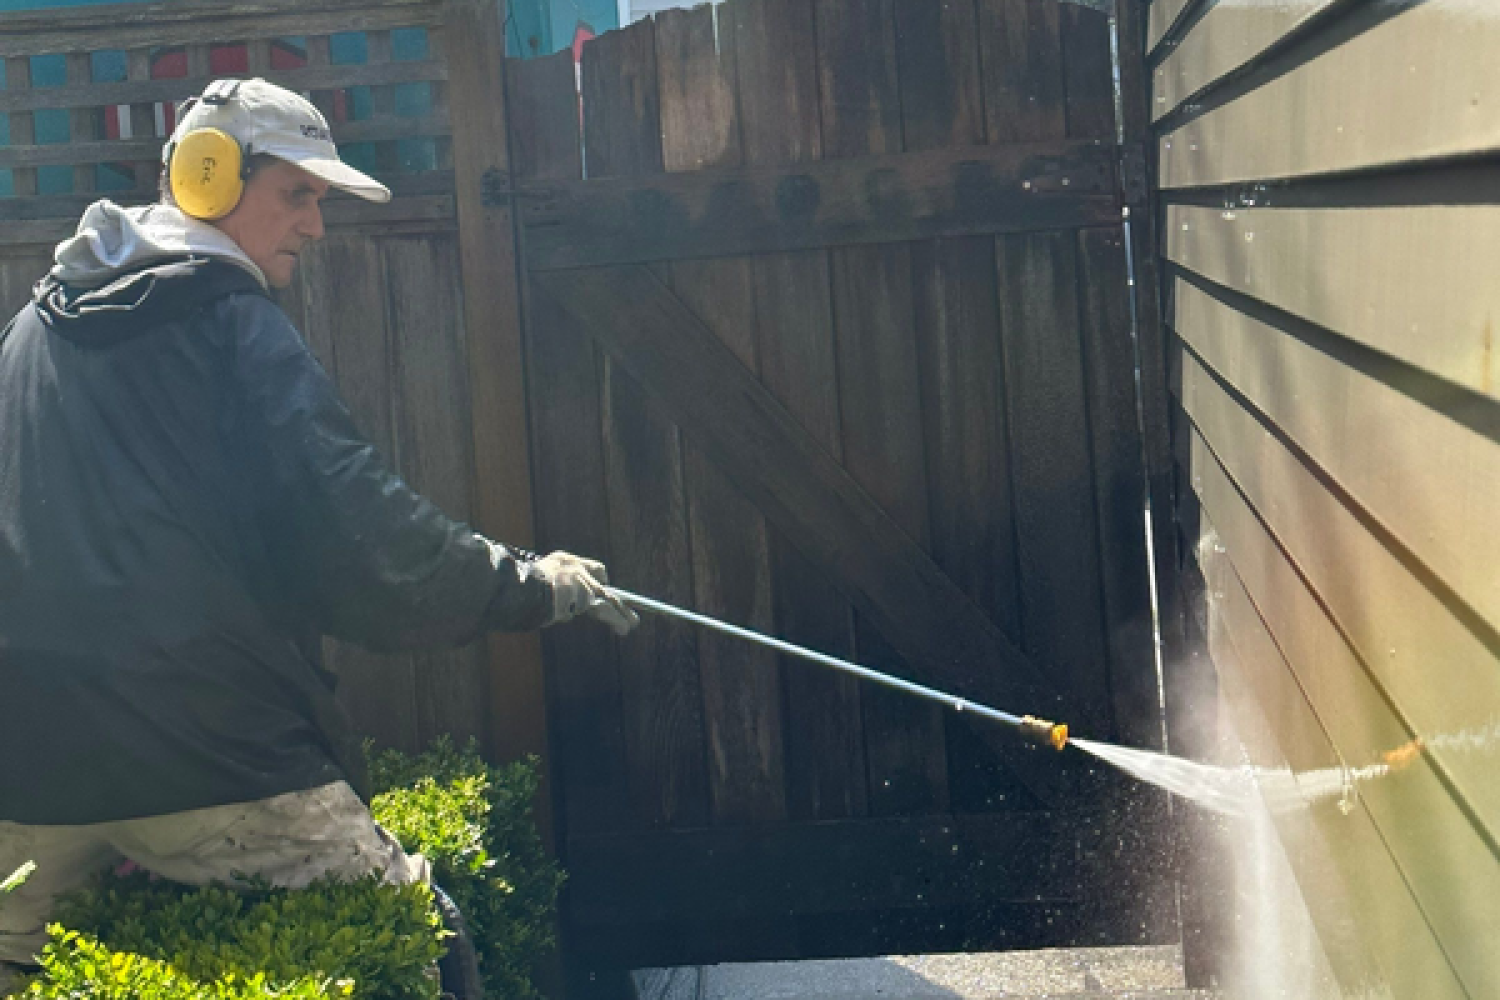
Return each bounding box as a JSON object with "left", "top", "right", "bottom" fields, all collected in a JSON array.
[{"left": 50, "top": 199, "right": 266, "bottom": 290}]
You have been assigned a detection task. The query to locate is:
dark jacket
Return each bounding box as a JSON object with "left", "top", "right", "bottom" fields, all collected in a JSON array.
[{"left": 0, "top": 258, "right": 552, "bottom": 825}]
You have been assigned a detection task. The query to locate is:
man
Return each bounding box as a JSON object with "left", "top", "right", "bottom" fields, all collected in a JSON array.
[{"left": 0, "top": 78, "right": 636, "bottom": 993}]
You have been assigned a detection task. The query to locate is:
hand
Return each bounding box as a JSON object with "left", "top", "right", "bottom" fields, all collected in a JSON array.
[{"left": 533, "top": 551, "right": 639, "bottom": 636}]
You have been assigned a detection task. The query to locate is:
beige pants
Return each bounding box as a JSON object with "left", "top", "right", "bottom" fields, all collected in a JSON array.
[{"left": 0, "top": 781, "right": 426, "bottom": 994}]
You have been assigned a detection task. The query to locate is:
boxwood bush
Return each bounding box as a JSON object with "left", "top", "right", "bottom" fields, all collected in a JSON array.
[{"left": 3, "top": 740, "right": 562, "bottom": 1000}]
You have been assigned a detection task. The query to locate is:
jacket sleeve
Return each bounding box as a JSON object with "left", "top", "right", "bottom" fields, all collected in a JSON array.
[{"left": 222, "top": 292, "right": 553, "bottom": 651}]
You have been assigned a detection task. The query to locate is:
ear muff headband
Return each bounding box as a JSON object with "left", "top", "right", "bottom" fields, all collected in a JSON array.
[{"left": 168, "top": 127, "right": 246, "bottom": 221}]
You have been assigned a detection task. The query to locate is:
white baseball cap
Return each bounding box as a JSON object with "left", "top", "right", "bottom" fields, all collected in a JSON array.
[{"left": 167, "top": 77, "right": 391, "bottom": 203}]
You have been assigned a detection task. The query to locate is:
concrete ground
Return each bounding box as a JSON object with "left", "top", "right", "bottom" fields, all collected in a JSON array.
[{"left": 633, "top": 944, "right": 1222, "bottom": 1000}]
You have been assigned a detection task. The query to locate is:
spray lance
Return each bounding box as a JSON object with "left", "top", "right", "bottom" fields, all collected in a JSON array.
[{"left": 606, "top": 587, "right": 1070, "bottom": 753}]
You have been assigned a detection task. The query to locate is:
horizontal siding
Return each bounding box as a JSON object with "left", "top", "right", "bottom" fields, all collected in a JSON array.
[
  {"left": 1197, "top": 512, "right": 1464, "bottom": 999},
  {"left": 1159, "top": 1, "right": 1500, "bottom": 186},
  {"left": 1151, "top": 0, "right": 1335, "bottom": 121},
  {"left": 1182, "top": 364, "right": 1500, "bottom": 996},
  {"left": 1166, "top": 203, "right": 1500, "bottom": 399},
  {"left": 1146, "top": 0, "right": 1196, "bottom": 53},
  {"left": 1171, "top": 274, "right": 1500, "bottom": 629}
]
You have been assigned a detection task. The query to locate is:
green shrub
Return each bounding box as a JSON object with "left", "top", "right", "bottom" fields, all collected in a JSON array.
[
  {"left": 20, "top": 928, "right": 347, "bottom": 999},
  {"left": 368, "top": 738, "right": 564, "bottom": 1000},
  {"left": 7, "top": 740, "right": 560, "bottom": 1000},
  {"left": 45, "top": 871, "right": 444, "bottom": 1000}
]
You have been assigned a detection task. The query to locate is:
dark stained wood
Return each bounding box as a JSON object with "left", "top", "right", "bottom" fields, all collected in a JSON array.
[
  {"left": 580, "top": 19, "right": 663, "bottom": 179},
  {"left": 382, "top": 235, "right": 489, "bottom": 749},
  {"left": 442, "top": 0, "right": 549, "bottom": 794},
  {"left": 583, "top": 15, "right": 712, "bottom": 831},
  {"left": 730, "top": 0, "right": 865, "bottom": 824},
  {"left": 1078, "top": 227, "right": 1162, "bottom": 752},
  {"left": 532, "top": 264, "right": 1072, "bottom": 741},
  {"left": 6, "top": 55, "right": 38, "bottom": 197},
  {"left": 565, "top": 805, "right": 1177, "bottom": 926},
  {"left": 730, "top": 0, "right": 821, "bottom": 165},
  {"left": 520, "top": 139, "right": 1119, "bottom": 270},
  {"left": 895, "top": 0, "right": 1035, "bottom": 812},
  {"left": 658, "top": 4, "right": 788, "bottom": 828},
  {"left": 1061, "top": 3, "right": 1117, "bottom": 140},
  {"left": 977, "top": 0, "right": 1067, "bottom": 143},
  {"left": 893, "top": 0, "right": 984, "bottom": 151},
  {"left": 508, "top": 46, "right": 631, "bottom": 843},
  {"left": 997, "top": 231, "right": 1114, "bottom": 741},
  {"left": 299, "top": 236, "right": 421, "bottom": 753},
  {"left": 818, "top": 0, "right": 948, "bottom": 819},
  {"left": 504, "top": 50, "right": 579, "bottom": 182}
]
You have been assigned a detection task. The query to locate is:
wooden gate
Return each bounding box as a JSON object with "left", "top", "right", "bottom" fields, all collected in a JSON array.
[{"left": 493, "top": 0, "right": 1176, "bottom": 984}]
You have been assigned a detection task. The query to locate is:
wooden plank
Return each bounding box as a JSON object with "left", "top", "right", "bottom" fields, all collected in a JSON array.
[
  {"left": 657, "top": 3, "right": 786, "bottom": 829},
  {"left": 531, "top": 265, "right": 1072, "bottom": 744},
  {"left": 1079, "top": 228, "right": 1161, "bottom": 751},
  {"left": 441, "top": 0, "right": 549, "bottom": 789},
  {"left": 506, "top": 46, "right": 629, "bottom": 842},
  {"left": 504, "top": 50, "right": 577, "bottom": 182},
  {"left": 1159, "top": 2, "right": 1500, "bottom": 186},
  {"left": 1059, "top": 3, "right": 1115, "bottom": 140},
  {"left": 1201, "top": 527, "right": 1459, "bottom": 998},
  {"left": 818, "top": 0, "right": 947, "bottom": 819},
  {"left": 1166, "top": 203, "right": 1500, "bottom": 401},
  {"left": 582, "top": 15, "right": 712, "bottom": 831},
  {"left": 1173, "top": 273, "right": 1500, "bottom": 633},
  {"left": 522, "top": 139, "right": 1119, "bottom": 269},
  {"left": 0, "top": 0, "right": 444, "bottom": 58},
  {"left": 297, "top": 237, "right": 421, "bottom": 753},
  {"left": 381, "top": 235, "right": 488, "bottom": 749},
  {"left": 977, "top": 0, "right": 1066, "bottom": 143},
  {"left": 565, "top": 808, "right": 1176, "bottom": 925},
  {"left": 0, "top": 195, "right": 456, "bottom": 248},
  {"left": 67, "top": 53, "right": 98, "bottom": 195},
  {"left": 892, "top": 0, "right": 983, "bottom": 151},
  {"left": 1185, "top": 417, "right": 1500, "bottom": 996},
  {"left": 729, "top": 0, "right": 865, "bottom": 823},
  {"left": 997, "top": 231, "right": 1114, "bottom": 740},
  {"left": 7, "top": 55, "right": 38, "bottom": 197},
  {"left": 896, "top": 0, "right": 1034, "bottom": 813},
  {"left": 1151, "top": 0, "right": 1336, "bottom": 123}
]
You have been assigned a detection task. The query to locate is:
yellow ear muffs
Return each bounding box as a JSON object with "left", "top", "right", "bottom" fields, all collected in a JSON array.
[{"left": 168, "top": 127, "right": 245, "bottom": 220}]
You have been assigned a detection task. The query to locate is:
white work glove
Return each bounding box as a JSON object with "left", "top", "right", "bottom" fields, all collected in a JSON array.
[{"left": 533, "top": 550, "right": 640, "bottom": 636}]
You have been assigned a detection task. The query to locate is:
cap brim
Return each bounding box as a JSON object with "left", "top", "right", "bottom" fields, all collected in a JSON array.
[{"left": 270, "top": 152, "right": 392, "bottom": 203}]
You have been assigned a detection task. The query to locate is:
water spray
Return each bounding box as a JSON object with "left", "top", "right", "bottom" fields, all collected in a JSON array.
[{"left": 608, "top": 587, "right": 1070, "bottom": 752}]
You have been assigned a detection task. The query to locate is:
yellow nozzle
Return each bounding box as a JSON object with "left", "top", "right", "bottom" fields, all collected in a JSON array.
[{"left": 1020, "top": 715, "right": 1069, "bottom": 751}]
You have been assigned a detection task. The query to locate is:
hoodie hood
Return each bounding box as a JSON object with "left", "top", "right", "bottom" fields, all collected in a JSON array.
[{"left": 51, "top": 200, "right": 266, "bottom": 291}]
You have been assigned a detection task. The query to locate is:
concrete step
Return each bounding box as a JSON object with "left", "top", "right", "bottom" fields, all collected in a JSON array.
[{"left": 633, "top": 945, "right": 1223, "bottom": 1000}]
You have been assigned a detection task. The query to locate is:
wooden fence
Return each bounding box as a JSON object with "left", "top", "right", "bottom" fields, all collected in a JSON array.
[
  {"left": 1151, "top": 0, "right": 1500, "bottom": 996},
  {"left": 0, "top": 0, "right": 1183, "bottom": 992}
]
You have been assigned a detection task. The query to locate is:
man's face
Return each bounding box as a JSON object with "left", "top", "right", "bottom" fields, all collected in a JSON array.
[{"left": 214, "top": 160, "right": 328, "bottom": 289}]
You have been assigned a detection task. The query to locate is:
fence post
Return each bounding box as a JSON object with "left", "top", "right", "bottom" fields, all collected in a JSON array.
[{"left": 441, "top": 0, "right": 554, "bottom": 840}]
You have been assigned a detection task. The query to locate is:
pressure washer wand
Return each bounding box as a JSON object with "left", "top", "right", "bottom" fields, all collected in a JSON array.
[{"left": 607, "top": 587, "right": 1068, "bottom": 751}]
